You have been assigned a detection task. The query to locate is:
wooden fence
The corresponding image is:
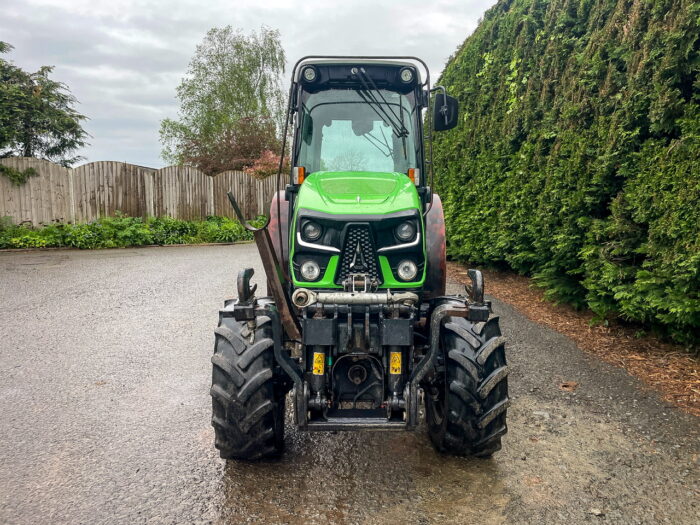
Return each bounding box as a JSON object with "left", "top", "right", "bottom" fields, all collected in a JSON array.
[{"left": 0, "top": 158, "right": 282, "bottom": 225}]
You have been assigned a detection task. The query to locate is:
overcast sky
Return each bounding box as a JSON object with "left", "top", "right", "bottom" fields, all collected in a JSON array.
[{"left": 2, "top": 0, "right": 496, "bottom": 167}]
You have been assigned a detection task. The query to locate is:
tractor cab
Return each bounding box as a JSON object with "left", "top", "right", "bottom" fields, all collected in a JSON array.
[
  {"left": 293, "top": 60, "right": 424, "bottom": 179},
  {"left": 285, "top": 59, "right": 455, "bottom": 294}
]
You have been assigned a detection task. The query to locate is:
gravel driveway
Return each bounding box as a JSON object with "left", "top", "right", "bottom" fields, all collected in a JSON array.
[{"left": 0, "top": 245, "right": 697, "bottom": 524}]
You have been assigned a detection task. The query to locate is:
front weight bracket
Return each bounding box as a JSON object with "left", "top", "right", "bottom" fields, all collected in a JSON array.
[
  {"left": 466, "top": 269, "right": 490, "bottom": 322},
  {"left": 233, "top": 268, "right": 257, "bottom": 322}
]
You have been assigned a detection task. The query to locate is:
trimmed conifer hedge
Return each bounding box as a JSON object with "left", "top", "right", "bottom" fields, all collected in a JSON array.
[{"left": 434, "top": 0, "right": 699, "bottom": 344}]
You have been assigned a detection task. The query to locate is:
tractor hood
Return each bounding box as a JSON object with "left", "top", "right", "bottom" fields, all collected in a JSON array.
[{"left": 295, "top": 171, "right": 421, "bottom": 215}]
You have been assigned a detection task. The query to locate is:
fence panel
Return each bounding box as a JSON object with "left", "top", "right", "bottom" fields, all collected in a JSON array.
[
  {"left": 0, "top": 158, "right": 74, "bottom": 224},
  {"left": 0, "top": 158, "right": 281, "bottom": 225}
]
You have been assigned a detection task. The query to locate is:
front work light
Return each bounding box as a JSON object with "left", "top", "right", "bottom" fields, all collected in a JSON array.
[
  {"left": 300, "top": 260, "right": 321, "bottom": 281},
  {"left": 397, "top": 260, "right": 418, "bottom": 281},
  {"left": 302, "top": 66, "right": 317, "bottom": 82},
  {"left": 400, "top": 67, "right": 414, "bottom": 83}
]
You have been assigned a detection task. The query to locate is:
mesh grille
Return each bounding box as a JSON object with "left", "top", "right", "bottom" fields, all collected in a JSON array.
[{"left": 337, "top": 226, "right": 380, "bottom": 284}]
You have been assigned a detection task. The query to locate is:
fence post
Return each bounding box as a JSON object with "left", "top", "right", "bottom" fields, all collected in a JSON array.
[
  {"left": 207, "top": 175, "right": 215, "bottom": 216},
  {"left": 68, "top": 167, "right": 76, "bottom": 223}
]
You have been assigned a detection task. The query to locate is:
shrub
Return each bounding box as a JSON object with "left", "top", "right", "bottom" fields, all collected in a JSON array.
[
  {"left": 434, "top": 0, "right": 700, "bottom": 344},
  {"left": 0, "top": 214, "right": 252, "bottom": 250}
]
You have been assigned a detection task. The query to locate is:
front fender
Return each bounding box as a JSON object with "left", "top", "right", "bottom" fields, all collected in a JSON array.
[
  {"left": 267, "top": 190, "right": 289, "bottom": 273},
  {"left": 423, "top": 194, "right": 446, "bottom": 300}
]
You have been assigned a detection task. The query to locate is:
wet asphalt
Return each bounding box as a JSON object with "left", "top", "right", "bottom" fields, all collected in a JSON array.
[{"left": 0, "top": 244, "right": 698, "bottom": 525}]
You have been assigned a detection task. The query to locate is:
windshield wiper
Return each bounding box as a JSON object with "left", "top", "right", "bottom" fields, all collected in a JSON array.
[
  {"left": 354, "top": 67, "right": 409, "bottom": 159},
  {"left": 356, "top": 89, "right": 407, "bottom": 138}
]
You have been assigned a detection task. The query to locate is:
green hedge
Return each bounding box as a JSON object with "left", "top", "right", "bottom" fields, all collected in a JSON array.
[
  {"left": 0, "top": 214, "right": 258, "bottom": 250},
  {"left": 434, "top": 0, "right": 699, "bottom": 344}
]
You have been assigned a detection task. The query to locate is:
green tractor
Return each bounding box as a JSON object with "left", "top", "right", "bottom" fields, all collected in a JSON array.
[{"left": 211, "top": 56, "right": 509, "bottom": 459}]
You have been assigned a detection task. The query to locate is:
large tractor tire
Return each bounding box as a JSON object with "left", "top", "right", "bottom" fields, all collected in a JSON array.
[
  {"left": 210, "top": 309, "right": 285, "bottom": 460},
  {"left": 425, "top": 310, "right": 509, "bottom": 457}
]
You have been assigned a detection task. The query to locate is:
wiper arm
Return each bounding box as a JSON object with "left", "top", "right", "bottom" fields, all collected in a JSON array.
[
  {"left": 355, "top": 67, "right": 409, "bottom": 160},
  {"left": 355, "top": 89, "right": 402, "bottom": 138},
  {"left": 355, "top": 68, "right": 409, "bottom": 138},
  {"left": 358, "top": 68, "right": 407, "bottom": 135}
]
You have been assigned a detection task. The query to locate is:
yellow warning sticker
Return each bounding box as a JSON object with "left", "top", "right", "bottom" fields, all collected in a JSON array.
[
  {"left": 390, "top": 352, "right": 402, "bottom": 375},
  {"left": 312, "top": 352, "right": 325, "bottom": 375}
]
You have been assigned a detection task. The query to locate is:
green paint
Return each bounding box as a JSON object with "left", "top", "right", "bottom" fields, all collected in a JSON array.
[
  {"left": 319, "top": 176, "right": 397, "bottom": 197},
  {"left": 296, "top": 171, "right": 421, "bottom": 215},
  {"left": 289, "top": 170, "right": 425, "bottom": 289}
]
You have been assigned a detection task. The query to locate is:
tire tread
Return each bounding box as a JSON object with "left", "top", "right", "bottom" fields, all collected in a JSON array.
[
  {"left": 426, "top": 309, "right": 509, "bottom": 457},
  {"left": 210, "top": 306, "right": 284, "bottom": 460}
]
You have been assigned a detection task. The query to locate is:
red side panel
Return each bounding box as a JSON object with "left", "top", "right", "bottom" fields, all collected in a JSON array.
[
  {"left": 267, "top": 190, "right": 289, "bottom": 274},
  {"left": 423, "top": 194, "right": 446, "bottom": 300}
]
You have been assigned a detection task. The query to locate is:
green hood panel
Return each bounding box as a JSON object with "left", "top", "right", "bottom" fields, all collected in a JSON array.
[{"left": 296, "top": 171, "right": 421, "bottom": 214}]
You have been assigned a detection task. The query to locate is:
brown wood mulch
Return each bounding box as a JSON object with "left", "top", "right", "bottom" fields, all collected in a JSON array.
[{"left": 447, "top": 262, "right": 700, "bottom": 417}]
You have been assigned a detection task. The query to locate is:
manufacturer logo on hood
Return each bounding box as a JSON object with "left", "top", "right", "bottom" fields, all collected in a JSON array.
[{"left": 349, "top": 241, "right": 367, "bottom": 272}]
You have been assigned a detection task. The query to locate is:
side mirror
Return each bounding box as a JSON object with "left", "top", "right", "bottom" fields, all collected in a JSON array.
[{"left": 433, "top": 93, "right": 459, "bottom": 132}]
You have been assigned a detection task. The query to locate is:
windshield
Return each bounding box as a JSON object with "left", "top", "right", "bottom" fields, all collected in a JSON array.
[{"left": 295, "top": 88, "right": 419, "bottom": 174}]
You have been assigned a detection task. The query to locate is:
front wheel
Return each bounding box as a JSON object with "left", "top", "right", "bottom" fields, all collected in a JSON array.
[
  {"left": 425, "top": 313, "right": 509, "bottom": 457},
  {"left": 210, "top": 308, "right": 285, "bottom": 460}
]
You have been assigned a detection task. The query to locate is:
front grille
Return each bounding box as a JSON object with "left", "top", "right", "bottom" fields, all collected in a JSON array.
[{"left": 336, "top": 226, "right": 380, "bottom": 284}]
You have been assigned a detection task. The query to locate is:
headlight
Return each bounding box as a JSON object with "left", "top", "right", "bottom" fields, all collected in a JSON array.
[
  {"left": 397, "top": 260, "right": 418, "bottom": 281},
  {"left": 400, "top": 67, "right": 414, "bottom": 83},
  {"left": 300, "top": 260, "right": 321, "bottom": 281},
  {"left": 302, "top": 221, "right": 322, "bottom": 242},
  {"left": 395, "top": 221, "right": 416, "bottom": 242}
]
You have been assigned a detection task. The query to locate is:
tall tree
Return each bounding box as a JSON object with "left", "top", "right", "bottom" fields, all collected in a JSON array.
[
  {"left": 0, "top": 42, "right": 88, "bottom": 166},
  {"left": 160, "top": 26, "right": 286, "bottom": 175}
]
